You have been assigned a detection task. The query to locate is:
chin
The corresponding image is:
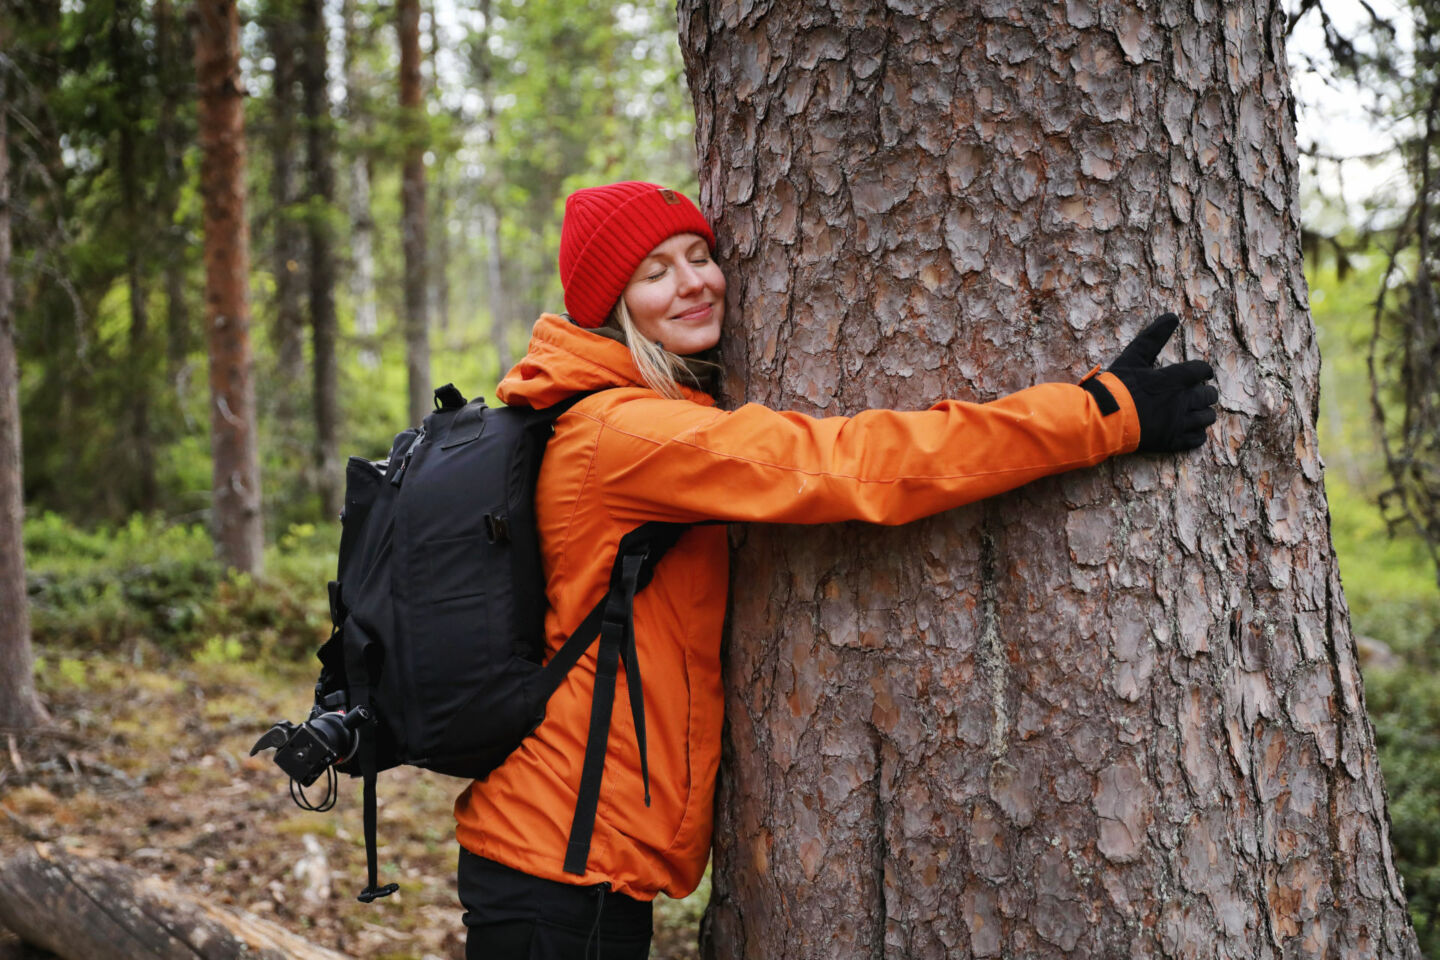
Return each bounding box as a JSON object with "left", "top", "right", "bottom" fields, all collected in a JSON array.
[
  {"left": 664, "top": 323, "right": 721, "bottom": 356},
  {"left": 677, "top": 332, "right": 721, "bottom": 355}
]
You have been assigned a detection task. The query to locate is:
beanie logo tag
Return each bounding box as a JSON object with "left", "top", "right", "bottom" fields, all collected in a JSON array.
[{"left": 660, "top": 188, "right": 680, "bottom": 205}]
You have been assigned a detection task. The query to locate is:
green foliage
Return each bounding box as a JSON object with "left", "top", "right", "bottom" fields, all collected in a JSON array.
[
  {"left": 1368, "top": 664, "right": 1440, "bottom": 952},
  {"left": 1312, "top": 252, "right": 1440, "bottom": 955},
  {"left": 24, "top": 511, "right": 333, "bottom": 660},
  {"left": 8, "top": 0, "right": 695, "bottom": 538}
]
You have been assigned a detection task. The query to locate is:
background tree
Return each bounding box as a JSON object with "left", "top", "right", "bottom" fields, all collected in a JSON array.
[
  {"left": 155, "top": 0, "right": 195, "bottom": 390},
  {"left": 343, "top": 0, "right": 380, "bottom": 371},
  {"left": 194, "top": 0, "right": 263, "bottom": 575},
  {"left": 0, "top": 19, "right": 50, "bottom": 732},
  {"left": 680, "top": 2, "right": 1421, "bottom": 957},
  {"left": 467, "top": 0, "right": 512, "bottom": 378},
  {"left": 262, "top": 0, "right": 306, "bottom": 402},
  {"left": 397, "top": 0, "right": 429, "bottom": 426},
  {"left": 301, "top": 0, "right": 341, "bottom": 518},
  {"left": 1364, "top": 3, "right": 1440, "bottom": 582},
  {"left": 110, "top": 0, "right": 158, "bottom": 512}
]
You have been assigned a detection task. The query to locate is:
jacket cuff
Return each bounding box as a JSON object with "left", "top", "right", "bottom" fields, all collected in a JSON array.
[{"left": 1091, "top": 370, "right": 1141, "bottom": 453}]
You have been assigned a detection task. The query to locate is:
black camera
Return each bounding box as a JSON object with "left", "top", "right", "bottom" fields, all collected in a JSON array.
[{"left": 251, "top": 702, "right": 368, "bottom": 811}]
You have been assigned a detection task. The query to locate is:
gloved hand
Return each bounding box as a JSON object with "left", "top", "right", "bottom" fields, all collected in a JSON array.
[{"left": 1097, "top": 313, "right": 1218, "bottom": 453}]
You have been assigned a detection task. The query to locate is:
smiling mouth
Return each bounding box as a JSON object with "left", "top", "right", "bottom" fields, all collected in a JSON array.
[{"left": 671, "top": 304, "right": 713, "bottom": 322}]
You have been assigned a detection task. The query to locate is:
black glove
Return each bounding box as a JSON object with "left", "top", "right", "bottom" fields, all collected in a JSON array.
[{"left": 1085, "top": 313, "right": 1218, "bottom": 453}]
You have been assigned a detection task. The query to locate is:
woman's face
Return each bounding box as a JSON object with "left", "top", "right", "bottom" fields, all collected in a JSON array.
[{"left": 621, "top": 233, "right": 726, "bottom": 355}]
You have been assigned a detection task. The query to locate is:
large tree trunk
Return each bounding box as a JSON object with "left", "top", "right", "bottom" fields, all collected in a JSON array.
[
  {"left": 301, "top": 0, "right": 341, "bottom": 519},
  {"left": 0, "top": 33, "right": 49, "bottom": 732},
  {"left": 195, "top": 0, "right": 264, "bottom": 575},
  {"left": 680, "top": 3, "right": 1421, "bottom": 958},
  {"left": 398, "top": 0, "right": 429, "bottom": 426}
]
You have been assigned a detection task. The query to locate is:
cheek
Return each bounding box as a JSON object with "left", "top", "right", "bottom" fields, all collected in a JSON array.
[{"left": 623, "top": 285, "right": 670, "bottom": 331}]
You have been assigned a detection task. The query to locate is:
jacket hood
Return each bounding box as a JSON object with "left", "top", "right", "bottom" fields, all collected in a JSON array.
[{"left": 497, "top": 313, "right": 716, "bottom": 409}]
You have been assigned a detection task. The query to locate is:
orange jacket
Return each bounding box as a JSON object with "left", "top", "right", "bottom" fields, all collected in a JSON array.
[{"left": 453, "top": 313, "right": 1140, "bottom": 900}]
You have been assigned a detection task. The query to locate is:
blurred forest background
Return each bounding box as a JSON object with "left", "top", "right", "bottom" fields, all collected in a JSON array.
[{"left": 4, "top": 0, "right": 1440, "bottom": 958}]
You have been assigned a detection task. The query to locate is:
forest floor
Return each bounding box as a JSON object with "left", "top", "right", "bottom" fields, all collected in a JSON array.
[{"left": 0, "top": 653, "right": 704, "bottom": 960}]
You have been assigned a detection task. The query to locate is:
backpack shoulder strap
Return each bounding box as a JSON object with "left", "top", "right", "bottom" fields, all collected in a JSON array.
[{"left": 538, "top": 520, "right": 702, "bottom": 876}]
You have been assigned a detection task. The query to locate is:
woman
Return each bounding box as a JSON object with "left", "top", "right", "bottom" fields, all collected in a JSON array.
[{"left": 452, "top": 181, "right": 1217, "bottom": 958}]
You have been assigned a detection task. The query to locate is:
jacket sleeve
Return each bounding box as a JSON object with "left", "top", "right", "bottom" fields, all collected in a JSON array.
[{"left": 586, "top": 372, "right": 1141, "bottom": 526}]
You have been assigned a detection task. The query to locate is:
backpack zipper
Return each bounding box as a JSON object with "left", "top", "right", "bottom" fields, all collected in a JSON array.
[{"left": 391, "top": 426, "right": 426, "bottom": 487}]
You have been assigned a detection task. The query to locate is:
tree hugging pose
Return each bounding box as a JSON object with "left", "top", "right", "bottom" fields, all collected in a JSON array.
[{"left": 451, "top": 181, "right": 1219, "bottom": 959}]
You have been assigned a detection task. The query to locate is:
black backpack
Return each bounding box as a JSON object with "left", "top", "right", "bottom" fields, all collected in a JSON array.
[{"left": 263, "top": 384, "right": 691, "bottom": 902}]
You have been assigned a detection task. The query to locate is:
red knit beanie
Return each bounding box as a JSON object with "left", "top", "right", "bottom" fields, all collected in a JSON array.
[{"left": 558, "top": 181, "right": 717, "bottom": 329}]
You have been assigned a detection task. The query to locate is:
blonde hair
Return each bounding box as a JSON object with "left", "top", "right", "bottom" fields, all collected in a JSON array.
[{"left": 609, "top": 298, "right": 716, "bottom": 400}]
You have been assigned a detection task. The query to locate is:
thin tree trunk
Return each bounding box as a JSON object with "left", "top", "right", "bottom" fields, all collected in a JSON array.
[
  {"left": 680, "top": 2, "right": 1421, "bottom": 958},
  {"left": 432, "top": 166, "right": 451, "bottom": 336},
  {"left": 342, "top": 0, "right": 378, "bottom": 370},
  {"left": 428, "top": 9, "right": 450, "bottom": 336},
  {"left": 112, "top": 0, "right": 157, "bottom": 512},
  {"left": 483, "top": 203, "right": 509, "bottom": 376},
  {"left": 266, "top": 3, "right": 305, "bottom": 398},
  {"left": 398, "top": 0, "right": 429, "bottom": 425},
  {"left": 194, "top": 0, "right": 264, "bottom": 575},
  {"left": 0, "top": 31, "right": 50, "bottom": 731},
  {"left": 156, "top": 0, "right": 192, "bottom": 388},
  {"left": 474, "top": 0, "right": 508, "bottom": 377},
  {"left": 301, "top": 0, "right": 341, "bottom": 519}
]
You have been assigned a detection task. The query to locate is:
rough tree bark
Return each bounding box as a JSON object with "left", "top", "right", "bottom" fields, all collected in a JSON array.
[
  {"left": 195, "top": 0, "right": 264, "bottom": 575},
  {"left": 0, "top": 31, "right": 50, "bottom": 732},
  {"left": 679, "top": 2, "right": 1421, "bottom": 958},
  {"left": 301, "top": 0, "right": 341, "bottom": 518},
  {"left": 398, "top": 0, "right": 430, "bottom": 426}
]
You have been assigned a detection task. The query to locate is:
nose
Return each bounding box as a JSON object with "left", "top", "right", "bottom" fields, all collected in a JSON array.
[{"left": 674, "top": 260, "right": 705, "bottom": 295}]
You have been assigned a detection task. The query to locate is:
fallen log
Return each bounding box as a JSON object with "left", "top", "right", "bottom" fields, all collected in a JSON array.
[{"left": 0, "top": 843, "right": 350, "bottom": 960}]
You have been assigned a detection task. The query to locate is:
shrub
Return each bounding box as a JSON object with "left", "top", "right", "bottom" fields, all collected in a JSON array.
[{"left": 24, "top": 511, "right": 333, "bottom": 661}]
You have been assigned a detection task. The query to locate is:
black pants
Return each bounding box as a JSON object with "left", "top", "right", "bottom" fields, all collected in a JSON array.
[{"left": 457, "top": 848, "right": 653, "bottom": 960}]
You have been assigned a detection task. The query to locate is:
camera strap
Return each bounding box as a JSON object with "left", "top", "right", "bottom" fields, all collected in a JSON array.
[{"left": 354, "top": 705, "right": 399, "bottom": 903}]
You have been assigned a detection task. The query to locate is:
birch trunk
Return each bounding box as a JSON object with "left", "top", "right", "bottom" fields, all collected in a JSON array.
[
  {"left": 679, "top": 2, "right": 1421, "bottom": 957},
  {"left": 195, "top": 0, "right": 264, "bottom": 575}
]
